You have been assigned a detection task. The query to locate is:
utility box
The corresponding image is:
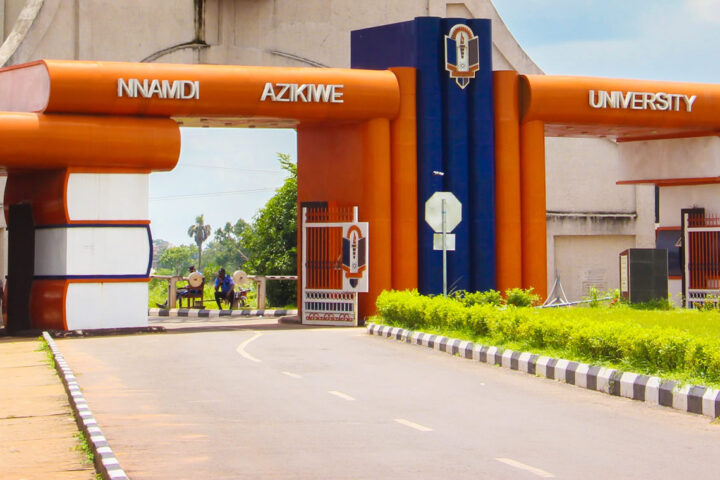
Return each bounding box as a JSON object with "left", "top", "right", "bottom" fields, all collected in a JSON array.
[{"left": 619, "top": 248, "right": 668, "bottom": 303}]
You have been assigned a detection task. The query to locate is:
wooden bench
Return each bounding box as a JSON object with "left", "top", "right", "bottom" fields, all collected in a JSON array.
[{"left": 177, "top": 272, "right": 205, "bottom": 309}]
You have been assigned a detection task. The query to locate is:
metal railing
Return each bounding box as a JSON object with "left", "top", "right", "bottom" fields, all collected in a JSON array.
[{"left": 151, "top": 274, "right": 298, "bottom": 310}]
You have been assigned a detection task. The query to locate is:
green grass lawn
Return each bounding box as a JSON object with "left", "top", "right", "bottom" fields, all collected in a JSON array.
[
  {"left": 148, "top": 278, "right": 258, "bottom": 309},
  {"left": 378, "top": 308, "right": 720, "bottom": 389},
  {"left": 375, "top": 290, "right": 720, "bottom": 389},
  {"left": 541, "top": 306, "right": 720, "bottom": 340}
]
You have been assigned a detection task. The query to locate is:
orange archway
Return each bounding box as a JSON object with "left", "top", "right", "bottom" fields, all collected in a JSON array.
[
  {"left": 494, "top": 71, "right": 720, "bottom": 298},
  {"left": 0, "top": 60, "right": 418, "bottom": 330}
]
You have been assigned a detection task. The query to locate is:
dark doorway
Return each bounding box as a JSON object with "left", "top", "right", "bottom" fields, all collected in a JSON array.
[{"left": 6, "top": 203, "right": 34, "bottom": 333}]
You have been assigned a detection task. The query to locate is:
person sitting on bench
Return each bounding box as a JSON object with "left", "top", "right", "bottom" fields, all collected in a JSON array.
[
  {"left": 214, "top": 268, "right": 235, "bottom": 309},
  {"left": 156, "top": 265, "right": 204, "bottom": 309},
  {"left": 177, "top": 265, "right": 204, "bottom": 306}
]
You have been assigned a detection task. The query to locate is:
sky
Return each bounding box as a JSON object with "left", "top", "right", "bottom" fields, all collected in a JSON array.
[
  {"left": 149, "top": 128, "right": 296, "bottom": 246},
  {"left": 490, "top": 0, "right": 720, "bottom": 82},
  {"left": 150, "top": 0, "right": 720, "bottom": 246}
]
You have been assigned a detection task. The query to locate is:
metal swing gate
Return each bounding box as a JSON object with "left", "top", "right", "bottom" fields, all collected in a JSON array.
[
  {"left": 683, "top": 212, "right": 720, "bottom": 307},
  {"left": 301, "top": 205, "right": 368, "bottom": 326}
]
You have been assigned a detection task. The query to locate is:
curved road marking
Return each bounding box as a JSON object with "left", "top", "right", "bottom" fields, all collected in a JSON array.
[
  {"left": 236, "top": 332, "right": 262, "bottom": 363},
  {"left": 328, "top": 390, "right": 355, "bottom": 401},
  {"left": 495, "top": 458, "right": 554, "bottom": 478},
  {"left": 282, "top": 371, "right": 302, "bottom": 379},
  {"left": 394, "top": 418, "right": 433, "bottom": 432}
]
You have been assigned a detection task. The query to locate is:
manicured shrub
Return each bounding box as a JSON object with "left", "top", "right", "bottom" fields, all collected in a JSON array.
[
  {"left": 452, "top": 289, "right": 503, "bottom": 307},
  {"left": 628, "top": 297, "right": 674, "bottom": 310},
  {"left": 376, "top": 290, "right": 428, "bottom": 329},
  {"left": 464, "top": 304, "right": 492, "bottom": 336},
  {"left": 375, "top": 290, "right": 720, "bottom": 384},
  {"left": 505, "top": 287, "right": 540, "bottom": 307}
]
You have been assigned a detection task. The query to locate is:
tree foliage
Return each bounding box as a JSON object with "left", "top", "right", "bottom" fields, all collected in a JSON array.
[
  {"left": 152, "top": 239, "right": 172, "bottom": 270},
  {"left": 156, "top": 244, "right": 197, "bottom": 275},
  {"left": 157, "top": 154, "right": 298, "bottom": 307},
  {"left": 187, "top": 214, "right": 212, "bottom": 269},
  {"left": 204, "top": 218, "right": 251, "bottom": 270},
  {"left": 243, "top": 153, "right": 297, "bottom": 306}
]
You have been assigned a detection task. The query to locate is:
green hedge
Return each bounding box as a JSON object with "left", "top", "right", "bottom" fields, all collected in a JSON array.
[{"left": 376, "top": 290, "right": 720, "bottom": 384}]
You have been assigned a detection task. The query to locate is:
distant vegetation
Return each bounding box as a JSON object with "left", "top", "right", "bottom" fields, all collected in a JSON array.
[{"left": 151, "top": 153, "right": 297, "bottom": 308}]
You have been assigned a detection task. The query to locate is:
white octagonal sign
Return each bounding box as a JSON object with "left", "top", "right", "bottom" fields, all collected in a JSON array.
[{"left": 425, "top": 191, "right": 462, "bottom": 233}]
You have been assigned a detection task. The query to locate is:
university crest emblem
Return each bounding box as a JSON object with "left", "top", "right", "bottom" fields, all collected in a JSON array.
[
  {"left": 341, "top": 223, "right": 368, "bottom": 291},
  {"left": 444, "top": 24, "right": 480, "bottom": 89}
]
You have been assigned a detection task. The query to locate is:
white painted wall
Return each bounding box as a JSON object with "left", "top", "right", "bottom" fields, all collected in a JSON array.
[
  {"left": 2, "top": 0, "right": 196, "bottom": 65},
  {"left": 658, "top": 184, "right": 720, "bottom": 226},
  {"left": 618, "top": 137, "right": 720, "bottom": 183},
  {"left": 553, "top": 235, "right": 635, "bottom": 301},
  {"left": 545, "top": 131, "right": 656, "bottom": 300},
  {"left": 67, "top": 173, "right": 149, "bottom": 221},
  {"left": 2, "top": 0, "right": 543, "bottom": 74},
  {"left": 35, "top": 226, "right": 150, "bottom": 276},
  {"left": 669, "top": 278, "right": 683, "bottom": 307},
  {"left": 34, "top": 227, "right": 67, "bottom": 275},
  {"left": 2, "top": 0, "right": 24, "bottom": 41},
  {"left": 546, "top": 136, "right": 637, "bottom": 213},
  {"left": 65, "top": 282, "right": 149, "bottom": 329}
]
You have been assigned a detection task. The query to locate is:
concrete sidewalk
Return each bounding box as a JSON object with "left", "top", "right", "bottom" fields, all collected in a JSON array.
[{"left": 0, "top": 336, "right": 94, "bottom": 480}]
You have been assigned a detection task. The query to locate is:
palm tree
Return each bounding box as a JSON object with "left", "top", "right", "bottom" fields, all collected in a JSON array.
[{"left": 188, "top": 214, "right": 212, "bottom": 269}]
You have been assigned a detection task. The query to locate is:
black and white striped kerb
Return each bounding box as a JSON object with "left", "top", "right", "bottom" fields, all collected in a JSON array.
[
  {"left": 367, "top": 324, "right": 720, "bottom": 419},
  {"left": 43, "top": 332, "right": 129, "bottom": 480},
  {"left": 148, "top": 308, "right": 297, "bottom": 318}
]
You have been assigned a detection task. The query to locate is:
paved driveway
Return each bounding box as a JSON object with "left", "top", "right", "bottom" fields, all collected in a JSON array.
[{"left": 57, "top": 326, "right": 719, "bottom": 479}]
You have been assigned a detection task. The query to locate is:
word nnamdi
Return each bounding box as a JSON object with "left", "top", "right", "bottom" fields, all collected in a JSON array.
[{"left": 117, "top": 78, "right": 200, "bottom": 99}]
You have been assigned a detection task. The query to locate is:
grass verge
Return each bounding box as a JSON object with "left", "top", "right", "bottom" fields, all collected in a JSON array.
[
  {"left": 39, "top": 336, "right": 102, "bottom": 479},
  {"left": 36, "top": 336, "right": 55, "bottom": 369},
  {"left": 73, "top": 431, "right": 94, "bottom": 465},
  {"left": 376, "top": 290, "right": 720, "bottom": 389}
]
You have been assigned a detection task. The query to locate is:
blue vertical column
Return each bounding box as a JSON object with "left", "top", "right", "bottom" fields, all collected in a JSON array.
[
  {"left": 413, "top": 17, "right": 445, "bottom": 295},
  {"left": 440, "top": 18, "right": 471, "bottom": 293},
  {"left": 350, "top": 16, "right": 496, "bottom": 296},
  {"left": 467, "top": 18, "right": 496, "bottom": 292}
]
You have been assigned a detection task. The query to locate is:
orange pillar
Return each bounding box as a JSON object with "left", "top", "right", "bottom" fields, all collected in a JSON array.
[
  {"left": 519, "top": 120, "right": 547, "bottom": 298},
  {"left": 296, "top": 123, "right": 365, "bottom": 316},
  {"left": 493, "top": 71, "right": 523, "bottom": 293},
  {"left": 389, "top": 67, "right": 418, "bottom": 291},
  {"left": 360, "top": 118, "right": 393, "bottom": 317}
]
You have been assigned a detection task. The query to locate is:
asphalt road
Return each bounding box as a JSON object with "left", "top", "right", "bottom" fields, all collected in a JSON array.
[{"left": 56, "top": 326, "right": 720, "bottom": 479}]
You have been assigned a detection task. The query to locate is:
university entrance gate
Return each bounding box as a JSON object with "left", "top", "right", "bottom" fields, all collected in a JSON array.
[
  {"left": 7, "top": 17, "right": 718, "bottom": 331},
  {"left": 0, "top": 59, "right": 410, "bottom": 331},
  {"left": 0, "top": 17, "right": 505, "bottom": 332}
]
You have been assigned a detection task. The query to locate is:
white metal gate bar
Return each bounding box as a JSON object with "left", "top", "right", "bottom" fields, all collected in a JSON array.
[
  {"left": 684, "top": 212, "right": 720, "bottom": 308},
  {"left": 301, "top": 206, "right": 359, "bottom": 326}
]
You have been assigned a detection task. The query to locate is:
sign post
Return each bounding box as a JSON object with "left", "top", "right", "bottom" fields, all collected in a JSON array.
[{"left": 425, "top": 192, "right": 462, "bottom": 296}]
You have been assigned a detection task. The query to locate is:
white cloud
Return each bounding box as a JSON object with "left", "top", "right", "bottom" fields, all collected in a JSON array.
[{"left": 686, "top": 0, "right": 720, "bottom": 24}]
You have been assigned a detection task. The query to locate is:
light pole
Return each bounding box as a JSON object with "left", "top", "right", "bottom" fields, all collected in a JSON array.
[{"left": 432, "top": 170, "right": 448, "bottom": 296}]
